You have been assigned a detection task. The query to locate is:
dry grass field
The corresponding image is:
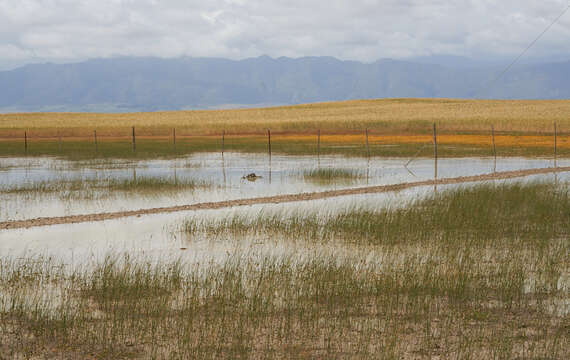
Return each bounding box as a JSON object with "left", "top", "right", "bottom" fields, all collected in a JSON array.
[{"left": 1, "top": 98, "right": 569, "bottom": 137}]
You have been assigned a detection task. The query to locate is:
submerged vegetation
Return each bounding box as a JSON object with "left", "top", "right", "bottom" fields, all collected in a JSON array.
[
  {"left": 0, "top": 175, "right": 212, "bottom": 199},
  {"left": 302, "top": 168, "right": 364, "bottom": 184},
  {"left": 185, "top": 181, "right": 569, "bottom": 247},
  {"left": 1, "top": 182, "right": 568, "bottom": 358}
]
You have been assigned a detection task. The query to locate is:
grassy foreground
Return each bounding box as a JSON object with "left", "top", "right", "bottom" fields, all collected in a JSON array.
[{"left": 1, "top": 182, "right": 568, "bottom": 359}]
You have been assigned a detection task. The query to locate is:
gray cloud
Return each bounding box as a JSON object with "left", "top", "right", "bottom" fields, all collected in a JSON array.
[{"left": 0, "top": 0, "right": 569, "bottom": 68}]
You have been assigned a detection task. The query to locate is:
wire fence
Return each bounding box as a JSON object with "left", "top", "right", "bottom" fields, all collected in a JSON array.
[{"left": 8, "top": 122, "right": 565, "bottom": 160}]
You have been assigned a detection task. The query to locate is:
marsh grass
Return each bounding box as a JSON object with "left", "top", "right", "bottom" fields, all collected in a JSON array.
[
  {"left": 1, "top": 182, "right": 568, "bottom": 359},
  {"left": 302, "top": 168, "right": 364, "bottom": 185},
  {"left": 0, "top": 175, "right": 212, "bottom": 199},
  {"left": 1, "top": 250, "right": 567, "bottom": 358},
  {"left": 186, "top": 181, "right": 569, "bottom": 248}
]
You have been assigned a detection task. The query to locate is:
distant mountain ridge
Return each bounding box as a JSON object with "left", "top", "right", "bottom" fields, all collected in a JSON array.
[{"left": 0, "top": 56, "right": 569, "bottom": 112}]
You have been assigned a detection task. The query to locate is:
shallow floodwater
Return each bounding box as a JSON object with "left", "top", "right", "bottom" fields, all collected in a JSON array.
[
  {"left": 1, "top": 153, "right": 568, "bottom": 265},
  {"left": 1, "top": 175, "right": 567, "bottom": 266},
  {"left": 0, "top": 185, "right": 424, "bottom": 264},
  {"left": 1, "top": 153, "right": 568, "bottom": 222}
]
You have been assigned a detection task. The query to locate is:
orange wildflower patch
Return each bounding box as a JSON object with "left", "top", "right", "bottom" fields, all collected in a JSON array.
[{"left": 274, "top": 134, "right": 568, "bottom": 149}]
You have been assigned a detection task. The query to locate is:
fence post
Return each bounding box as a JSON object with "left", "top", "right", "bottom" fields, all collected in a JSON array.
[
  {"left": 491, "top": 125, "right": 497, "bottom": 172},
  {"left": 433, "top": 123, "right": 438, "bottom": 182},
  {"left": 94, "top": 130, "right": 98, "bottom": 153},
  {"left": 554, "top": 122, "right": 557, "bottom": 169},
  {"left": 365, "top": 128, "right": 370, "bottom": 158},
  {"left": 267, "top": 129, "right": 271, "bottom": 159},
  {"left": 24, "top": 131, "right": 28, "bottom": 154},
  {"left": 132, "top": 126, "right": 136, "bottom": 152},
  {"left": 222, "top": 130, "right": 225, "bottom": 155},
  {"left": 317, "top": 129, "right": 321, "bottom": 157}
]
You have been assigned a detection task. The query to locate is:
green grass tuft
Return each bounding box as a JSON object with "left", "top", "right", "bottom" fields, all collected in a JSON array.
[{"left": 302, "top": 168, "right": 364, "bottom": 184}]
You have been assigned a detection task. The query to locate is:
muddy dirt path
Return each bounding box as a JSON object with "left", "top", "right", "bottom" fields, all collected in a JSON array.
[{"left": 1, "top": 166, "right": 568, "bottom": 230}]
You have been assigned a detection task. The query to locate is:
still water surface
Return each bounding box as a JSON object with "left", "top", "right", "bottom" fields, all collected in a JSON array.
[{"left": 0, "top": 153, "right": 567, "bottom": 265}]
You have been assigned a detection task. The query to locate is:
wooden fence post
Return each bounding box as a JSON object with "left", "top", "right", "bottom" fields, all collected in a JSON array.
[
  {"left": 267, "top": 129, "right": 271, "bottom": 158},
  {"left": 132, "top": 126, "right": 136, "bottom": 152},
  {"left": 24, "top": 131, "right": 28, "bottom": 154},
  {"left": 433, "top": 123, "right": 438, "bottom": 181},
  {"left": 94, "top": 130, "right": 98, "bottom": 153},
  {"left": 365, "top": 128, "right": 370, "bottom": 158},
  {"left": 317, "top": 129, "right": 321, "bottom": 157},
  {"left": 222, "top": 130, "right": 225, "bottom": 155},
  {"left": 491, "top": 125, "right": 497, "bottom": 172},
  {"left": 554, "top": 122, "right": 557, "bottom": 168}
]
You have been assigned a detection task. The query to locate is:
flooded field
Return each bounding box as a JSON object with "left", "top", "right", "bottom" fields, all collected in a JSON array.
[
  {"left": 1, "top": 153, "right": 568, "bottom": 359},
  {"left": 1, "top": 153, "right": 568, "bottom": 258},
  {"left": 1, "top": 152, "right": 567, "bottom": 221}
]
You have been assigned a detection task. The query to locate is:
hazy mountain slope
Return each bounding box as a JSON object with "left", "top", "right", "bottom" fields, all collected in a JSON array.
[{"left": 0, "top": 56, "right": 568, "bottom": 112}]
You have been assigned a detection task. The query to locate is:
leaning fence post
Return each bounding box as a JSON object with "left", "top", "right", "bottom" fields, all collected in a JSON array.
[
  {"left": 433, "top": 123, "right": 438, "bottom": 182},
  {"left": 132, "top": 126, "right": 136, "bottom": 152},
  {"left": 94, "top": 130, "right": 98, "bottom": 153},
  {"left": 365, "top": 128, "right": 370, "bottom": 158},
  {"left": 267, "top": 129, "right": 271, "bottom": 159}
]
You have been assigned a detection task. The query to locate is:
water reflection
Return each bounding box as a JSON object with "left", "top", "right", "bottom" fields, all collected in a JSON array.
[
  {"left": 0, "top": 154, "right": 568, "bottom": 222},
  {"left": 1, "top": 173, "right": 565, "bottom": 266}
]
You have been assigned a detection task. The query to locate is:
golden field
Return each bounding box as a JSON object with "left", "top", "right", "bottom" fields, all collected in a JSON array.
[{"left": 1, "top": 98, "right": 569, "bottom": 138}]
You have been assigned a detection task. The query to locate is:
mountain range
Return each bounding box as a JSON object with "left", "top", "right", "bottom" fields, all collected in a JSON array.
[{"left": 0, "top": 56, "right": 569, "bottom": 112}]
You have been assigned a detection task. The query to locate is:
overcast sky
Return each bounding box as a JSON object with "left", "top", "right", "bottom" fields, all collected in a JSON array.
[{"left": 1, "top": 0, "right": 569, "bottom": 69}]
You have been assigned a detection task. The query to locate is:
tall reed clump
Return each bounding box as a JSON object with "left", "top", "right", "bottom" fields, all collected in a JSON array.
[{"left": 1, "top": 182, "right": 568, "bottom": 358}]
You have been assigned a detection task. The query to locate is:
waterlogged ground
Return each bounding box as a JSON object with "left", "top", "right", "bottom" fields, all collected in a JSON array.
[
  {"left": 0, "top": 181, "right": 568, "bottom": 359},
  {"left": 0, "top": 153, "right": 568, "bottom": 222},
  {"left": 0, "top": 186, "right": 435, "bottom": 264},
  {"left": 0, "top": 152, "right": 567, "bottom": 265}
]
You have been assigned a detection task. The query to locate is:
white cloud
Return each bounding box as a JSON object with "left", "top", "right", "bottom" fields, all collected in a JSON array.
[{"left": 0, "top": 0, "right": 569, "bottom": 67}]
